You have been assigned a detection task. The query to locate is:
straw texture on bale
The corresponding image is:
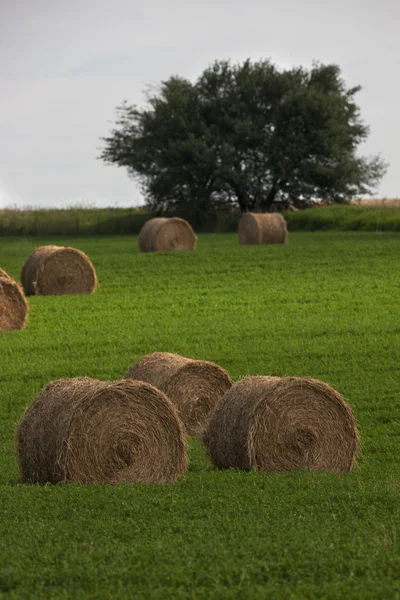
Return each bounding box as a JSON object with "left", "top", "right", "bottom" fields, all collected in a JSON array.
[
  {"left": 203, "top": 376, "right": 359, "bottom": 473},
  {"left": 124, "top": 352, "right": 233, "bottom": 436},
  {"left": 138, "top": 217, "right": 197, "bottom": 252},
  {"left": 18, "top": 377, "right": 188, "bottom": 485},
  {"left": 238, "top": 212, "right": 288, "bottom": 245},
  {"left": 0, "top": 270, "right": 29, "bottom": 331},
  {"left": 0, "top": 268, "right": 12, "bottom": 280},
  {"left": 20, "top": 245, "right": 97, "bottom": 296}
]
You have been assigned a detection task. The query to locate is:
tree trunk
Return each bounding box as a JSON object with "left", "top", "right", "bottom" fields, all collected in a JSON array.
[
  {"left": 232, "top": 185, "right": 252, "bottom": 213},
  {"left": 259, "top": 180, "right": 280, "bottom": 211}
]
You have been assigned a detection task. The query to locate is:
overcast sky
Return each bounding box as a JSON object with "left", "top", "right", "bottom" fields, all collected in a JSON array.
[{"left": 1, "top": 0, "right": 399, "bottom": 208}]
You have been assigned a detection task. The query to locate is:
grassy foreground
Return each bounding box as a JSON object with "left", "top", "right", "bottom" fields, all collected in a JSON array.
[{"left": 1, "top": 232, "right": 400, "bottom": 599}]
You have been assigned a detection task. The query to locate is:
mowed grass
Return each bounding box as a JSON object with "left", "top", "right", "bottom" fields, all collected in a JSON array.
[{"left": 1, "top": 232, "right": 400, "bottom": 599}]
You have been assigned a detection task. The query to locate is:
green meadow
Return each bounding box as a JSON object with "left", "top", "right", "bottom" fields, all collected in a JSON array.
[{"left": 1, "top": 231, "right": 399, "bottom": 599}]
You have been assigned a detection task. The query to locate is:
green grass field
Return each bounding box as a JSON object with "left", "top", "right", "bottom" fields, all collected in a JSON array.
[{"left": 1, "top": 232, "right": 399, "bottom": 599}]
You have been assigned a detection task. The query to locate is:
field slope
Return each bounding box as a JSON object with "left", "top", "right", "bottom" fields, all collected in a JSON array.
[{"left": 1, "top": 232, "right": 399, "bottom": 599}]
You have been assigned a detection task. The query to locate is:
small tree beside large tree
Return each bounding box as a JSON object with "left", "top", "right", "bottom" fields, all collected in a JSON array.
[{"left": 100, "top": 59, "right": 387, "bottom": 219}]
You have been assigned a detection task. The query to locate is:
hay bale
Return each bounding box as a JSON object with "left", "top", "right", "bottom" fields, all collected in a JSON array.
[
  {"left": 17, "top": 377, "right": 188, "bottom": 485},
  {"left": 138, "top": 217, "right": 197, "bottom": 252},
  {"left": 238, "top": 212, "right": 288, "bottom": 245},
  {"left": 203, "top": 376, "right": 359, "bottom": 473},
  {"left": 20, "top": 245, "right": 97, "bottom": 296},
  {"left": 124, "top": 352, "right": 233, "bottom": 436},
  {"left": 0, "top": 271, "right": 29, "bottom": 331},
  {"left": 125, "top": 352, "right": 190, "bottom": 389}
]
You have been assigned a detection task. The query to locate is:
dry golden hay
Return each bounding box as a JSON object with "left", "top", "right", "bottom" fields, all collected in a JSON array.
[
  {"left": 17, "top": 377, "right": 188, "bottom": 485},
  {"left": 238, "top": 212, "right": 288, "bottom": 245},
  {"left": 203, "top": 376, "right": 360, "bottom": 473},
  {"left": 20, "top": 245, "right": 97, "bottom": 296},
  {"left": 138, "top": 217, "right": 197, "bottom": 252},
  {"left": 0, "top": 270, "right": 29, "bottom": 331},
  {"left": 124, "top": 352, "right": 233, "bottom": 436}
]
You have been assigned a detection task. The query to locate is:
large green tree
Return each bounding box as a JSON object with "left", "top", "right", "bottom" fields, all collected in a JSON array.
[{"left": 100, "top": 59, "right": 387, "bottom": 216}]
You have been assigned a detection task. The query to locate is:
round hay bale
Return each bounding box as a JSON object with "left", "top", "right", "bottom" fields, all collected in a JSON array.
[
  {"left": 17, "top": 377, "right": 188, "bottom": 485},
  {"left": 0, "top": 273, "right": 29, "bottom": 331},
  {"left": 124, "top": 352, "right": 233, "bottom": 436},
  {"left": 124, "top": 352, "right": 190, "bottom": 389},
  {"left": 138, "top": 217, "right": 197, "bottom": 252},
  {"left": 203, "top": 376, "right": 359, "bottom": 473},
  {"left": 238, "top": 212, "right": 288, "bottom": 245},
  {"left": 20, "top": 245, "right": 97, "bottom": 296}
]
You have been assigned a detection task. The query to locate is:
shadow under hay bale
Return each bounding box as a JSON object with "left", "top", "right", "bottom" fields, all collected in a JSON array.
[
  {"left": 0, "top": 269, "right": 29, "bottom": 331},
  {"left": 18, "top": 377, "right": 188, "bottom": 485},
  {"left": 124, "top": 352, "right": 233, "bottom": 436},
  {"left": 203, "top": 376, "right": 359, "bottom": 473},
  {"left": 138, "top": 217, "right": 197, "bottom": 252},
  {"left": 20, "top": 245, "right": 97, "bottom": 296},
  {"left": 238, "top": 212, "right": 288, "bottom": 245}
]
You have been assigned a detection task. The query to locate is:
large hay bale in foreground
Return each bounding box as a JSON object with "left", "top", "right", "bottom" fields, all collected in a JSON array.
[
  {"left": 238, "top": 212, "right": 288, "bottom": 245},
  {"left": 18, "top": 377, "right": 188, "bottom": 484},
  {"left": 203, "top": 376, "right": 359, "bottom": 473},
  {"left": 138, "top": 217, "right": 197, "bottom": 252},
  {"left": 20, "top": 245, "right": 97, "bottom": 296},
  {"left": 0, "top": 270, "right": 29, "bottom": 331},
  {"left": 124, "top": 352, "right": 233, "bottom": 436}
]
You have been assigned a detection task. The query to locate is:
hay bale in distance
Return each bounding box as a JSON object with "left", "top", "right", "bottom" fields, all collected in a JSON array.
[
  {"left": 124, "top": 352, "right": 233, "bottom": 436},
  {"left": 138, "top": 217, "right": 197, "bottom": 252},
  {"left": 0, "top": 271, "right": 29, "bottom": 331},
  {"left": 203, "top": 376, "right": 359, "bottom": 473},
  {"left": 238, "top": 212, "right": 288, "bottom": 245},
  {"left": 18, "top": 377, "right": 188, "bottom": 485},
  {"left": 20, "top": 245, "right": 97, "bottom": 296}
]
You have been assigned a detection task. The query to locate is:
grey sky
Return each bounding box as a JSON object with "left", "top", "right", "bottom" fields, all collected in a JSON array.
[{"left": 1, "top": 0, "right": 399, "bottom": 208}]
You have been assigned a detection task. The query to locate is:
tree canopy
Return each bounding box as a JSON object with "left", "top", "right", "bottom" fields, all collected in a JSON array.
[{"left": 100, "top": 59, "right": 387, "bottom": 217}]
